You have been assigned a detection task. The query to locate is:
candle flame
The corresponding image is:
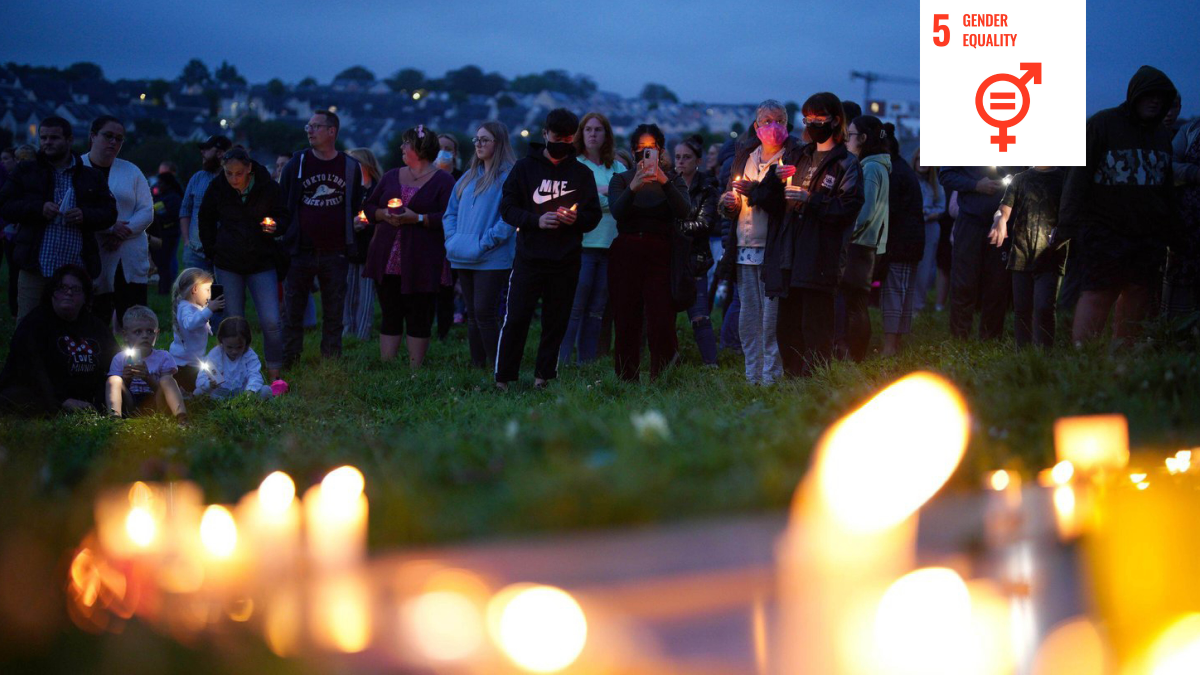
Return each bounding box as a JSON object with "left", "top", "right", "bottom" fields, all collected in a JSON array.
[
  {"left": 874, "top": 567, "right": 973, "bottom": 674},
  {"left": 259, "top": 471, "right": 296, "bottom": 513},
  {"left": 569, "top": 203, "right": 577, "bottom": 212},
  {"left": 988, "top": 470, "right": 1010, "bottom": 491},
  {"left": 261, "top": 217, "right": 275, "bottom": 226},
  {"left": 125, "top": 506, "right": 156, "bottom": 548},
  {"left": 322, "top": 466, "right": 365, "bottom": 503},
  {"left": 200, "top": 505, "right": 238, "bottom": 559},
  {"left": 1051, "top": 460, "right": 1075, "bottom": 485},
  {"left": 812, "top": 372, "right": 968, "bottom": 533},
  {"left": 1054, "top": 414, "right": 1129, "bottom": 473},
  {"left": 388, "top": 198, "right": 403, "bottom": 208},
  {"left": 357, "top": 210, "right": 367, "bottom": 220}
]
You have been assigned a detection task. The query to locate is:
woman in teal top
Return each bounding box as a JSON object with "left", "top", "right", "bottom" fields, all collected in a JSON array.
[{"left": 559, "top": 112, "right": 626, "bottom": 365}]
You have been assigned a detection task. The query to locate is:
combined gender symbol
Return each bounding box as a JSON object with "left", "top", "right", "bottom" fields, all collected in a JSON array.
[{"left": 975, "top": 62, "right": 1042, "bottom": 152}]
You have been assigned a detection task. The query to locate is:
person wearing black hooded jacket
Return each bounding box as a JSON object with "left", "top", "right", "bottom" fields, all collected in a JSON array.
[
  {"left": 1060, "top": 65, "right": 1181, "bottom": 345},
  {"left": 494, "top": 109, "right": 602, "bottom": 389},
  {"left": 757, "top": 93, "right": 864, "bottom": 377},
  {"left": 198, "top": 147, "right": 290, "bottom": 379},
  {"left": 879, "top": 123, "right": 925, "bottom": 356}
]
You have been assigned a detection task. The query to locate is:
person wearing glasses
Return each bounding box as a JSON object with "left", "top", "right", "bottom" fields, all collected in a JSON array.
[
  {"left": 81, "top": 116, "right": 153, "bottom": 330},
  {"left": 0, "top": 264, "right": 118, "bottom": 416},
  {"left": 841, "top": 115, "right": 891, "bottom": 362},
  {"left": 277, "top": 109, "right": 367, "bottom": 367},
  {"left": 442, "top": 121, "right": 517, "bottom": 369},
  {"left": 559, "top": 112, "right": 626, "bottom": 366},
  {"left": 0, "top": 117, "right": 117, "bottom": 322},
  {"left": 716, "top": 100, "right": 798, "bottom": 385}
]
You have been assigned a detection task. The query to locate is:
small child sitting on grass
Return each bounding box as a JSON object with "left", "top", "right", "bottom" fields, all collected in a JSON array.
[
  {"left": 106, "top": 305, "right": 189, "bottom": 424},
  {"left": 194, "top": 316, "right": 278, "bottom": 400},
  {"left": 168, "top": 267, "right": 225, "bottom": 393}
]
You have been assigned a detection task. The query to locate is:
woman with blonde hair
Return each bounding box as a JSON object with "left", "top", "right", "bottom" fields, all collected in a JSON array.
[
  {"left": 443, "top": 121, "right": 517, "bottom": 368},
  {"left": 344, "top": 147, "right": 383, "bottom": 340}
]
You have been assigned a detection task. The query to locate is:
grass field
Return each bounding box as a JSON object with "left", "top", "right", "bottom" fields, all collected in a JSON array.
[{"left": 3, "top": 269, "right": 1200, "bottom": 672}]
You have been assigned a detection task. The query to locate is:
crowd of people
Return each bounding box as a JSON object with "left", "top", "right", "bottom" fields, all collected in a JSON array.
[{"left": 0, "top": 64, "right": 1195, "bottom": 421}]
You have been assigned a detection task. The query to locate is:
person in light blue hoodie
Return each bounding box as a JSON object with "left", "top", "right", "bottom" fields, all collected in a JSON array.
[{"left": 443, "top": 121, "right": 517, "bottom": 369}]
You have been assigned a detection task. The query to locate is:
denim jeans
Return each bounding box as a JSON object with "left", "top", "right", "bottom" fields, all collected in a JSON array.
[
  {"left": 342, "top": 263, "right": 374, "bottom": 341},
  {"left": 736, "top": 264, "right": 780, "bottom": 384},
  {"left": 283, "top": 250, "right": 348, "bottom": 363},
  {"left": 559, "top": 248, "right": 609, "bottom": 365},
  {"left": 153, "top": 230, "right": 181, "bottom": 295},
  {"left": 216, "top": 266, "right": 283, "bottom": 369},
  {"left": 915, "top": 220, "right": 940, "bottom": 311},
  {"left": 720, "top": 283, "right": 741, "bottom": 352},
  {"left": 180, "top": 245, "right": 213, "bottom": 274},
  {"left": 687, "top": 276, "right": 719, "bottom": 365}
]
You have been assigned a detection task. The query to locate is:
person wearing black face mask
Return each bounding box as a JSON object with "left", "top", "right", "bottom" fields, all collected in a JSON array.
[
  {"left": 758, "top": 92, "right": 865, "bottom": 377},
  {"left": 494, "top": 108, "right": 603, "bottom": 390}
]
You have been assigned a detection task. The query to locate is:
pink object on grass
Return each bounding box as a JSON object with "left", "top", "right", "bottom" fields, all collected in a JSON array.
[{"left": 270, "top": 379, "right": 289, "bottom": 396}]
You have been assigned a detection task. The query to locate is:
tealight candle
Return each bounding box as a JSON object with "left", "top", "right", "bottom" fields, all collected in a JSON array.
[
  {"left": 387, "top": 198, "right": 403, "bottom": 215},
  {"left": 303, "top": 466, "right": 368, "bottom": 572},
  {"left": 261, "top": 217, "right": 276, "bottom": 234}
]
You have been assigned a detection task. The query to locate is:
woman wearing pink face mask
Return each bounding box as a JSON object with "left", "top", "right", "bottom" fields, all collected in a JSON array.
[{"left": 715, "top": 100, "right": 799, "bottom": 385}]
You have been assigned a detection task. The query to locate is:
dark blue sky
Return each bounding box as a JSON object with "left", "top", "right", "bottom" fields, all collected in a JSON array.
[{"left": 1, "top": 0, "right": 1195, "bottom": 115}]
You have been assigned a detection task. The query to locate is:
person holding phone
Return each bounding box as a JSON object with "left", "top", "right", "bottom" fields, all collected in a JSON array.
[
  {"left": 198, "top": 147, "right": 289, "bottom": 382},
  {"left": 167, "top": 267, "right": 225, "bottom": 392},
  {"left": 606, "top": 124, "right": 692, "bottom": 382}
]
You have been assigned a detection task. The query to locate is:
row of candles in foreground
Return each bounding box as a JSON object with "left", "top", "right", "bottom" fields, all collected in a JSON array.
[{"left": 71, "top": 466, "right": 590, "bottom": 673}]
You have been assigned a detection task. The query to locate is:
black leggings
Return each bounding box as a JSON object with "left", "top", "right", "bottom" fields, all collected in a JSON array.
[
  {"left": 458, "top": 268, "right": 510, "bottom": 369},
  {"left": 1012, "top": 271, "right": 1059, "bottom": 349},
  {"left": 377, "top": 275, "right": 435, "bottom": 338},
  {"left": 93, "top": 261, "right": 147, "bottom": 329}
]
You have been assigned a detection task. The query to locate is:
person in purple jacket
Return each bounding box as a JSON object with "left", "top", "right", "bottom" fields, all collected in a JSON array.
[{"left": 362, "top": 125, "right": 455, "bottom": 369}]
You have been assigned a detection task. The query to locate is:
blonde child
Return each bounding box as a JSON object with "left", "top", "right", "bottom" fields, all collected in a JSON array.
[
  {"left": 106, "top": 305, "right": 188, "bottom": 424},
  {"left": 194, "top": 317, "right": 277, "bottom": 399},
  {"left": 167, "top": 267, "right": 226, "bottom": 392}
]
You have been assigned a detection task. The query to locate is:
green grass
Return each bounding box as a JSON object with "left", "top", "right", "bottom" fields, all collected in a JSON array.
[{"left": 3, "top": 276, "right": 1200, "bottom": 557}]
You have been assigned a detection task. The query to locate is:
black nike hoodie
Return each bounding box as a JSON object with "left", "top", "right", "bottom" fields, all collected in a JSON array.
[{"left": 500, "top": 143, "right": 602, "bottom": 262}]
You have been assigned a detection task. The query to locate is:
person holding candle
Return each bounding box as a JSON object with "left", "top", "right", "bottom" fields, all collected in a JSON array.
[
  {"left": 494, "top": 108, "right": 602, "bottom": 390},
  {"left": 166, "top": 266, "right": 225, "bottom": 392},
  {"left": 716, "top": 100, "right": 798, "bottom": 385},
  {"left": 559, "top": 112, "right": 627, "bottom": 366},
  {"left": 198, "top": 146, "right": 289, "bottom": 382},
  {"left": 841, "top": 115, "right": 891, "bottom": 362},
  {"left": 673, "top": 134, "right": 720, "bottom": 366},
  {"left": 755, "top": 93, "right": 864, "bottom": 377},
  {"left": 343, "top": 148, "right": 382, "bottom": 342},
  {"left": 0, "top": 264, "right": 118, "bottom": 416},
  {"left": 606, "top": 124, "right": 693, "bottom": 381},
  {"left": 277, "top": 110, "right": 368, "bottom": 367},
  {"left": 362, "top": 125, "right": 455, "bottom": 368},
  {"left": 193, "top": 316, "right": 275, "bottom": 399},
  {"left": 83, "top": 116, "right": 154, "bottom": 331},
  {"left": 105, "top": 305, "right": 188, "bottom": 424},
  {"left": 443, "top": 121, "right": 518, "bottom": 369}
]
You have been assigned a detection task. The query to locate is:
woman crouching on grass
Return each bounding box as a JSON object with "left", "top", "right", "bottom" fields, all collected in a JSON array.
[{"left": 362, "top": 125, "right": 456, "bottom": 369}]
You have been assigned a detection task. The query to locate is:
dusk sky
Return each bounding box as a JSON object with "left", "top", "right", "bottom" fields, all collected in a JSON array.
[{"left": 2, "top": 0, "right": 1196, "bottom": 116}]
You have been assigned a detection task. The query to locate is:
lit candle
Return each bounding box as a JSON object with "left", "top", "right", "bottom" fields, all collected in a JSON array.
[
  {"left": 261, "top": 217, "right": 276, "bottom": 234},
  {"left": 310, "top": 570, "right": 373, "bottom": 653},
  {"left": 1054, "top": 414, "right": 1129, "bottom": 475},
  {"left": 303, "top": 466, "right": 368, "bottom": 573},
  {"left": 236, "top": 471, "right": 301, "bottom": 582},
  {"left": 356, "top": 210, "right": 367, "bottom": 221},
  {"left": 387, "top": 198, "right": 403, "bottom": 215},
  {"left": 777, "top": 372, "right": 970, "bottom": 672},
  {"left": 1002, "top": 174, "right": 1013, "bottom": 186},
  {"left": 569, "top": 203, "right": 577, "bottom": 212}
]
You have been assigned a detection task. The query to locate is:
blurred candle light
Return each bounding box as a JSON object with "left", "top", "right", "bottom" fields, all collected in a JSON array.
[
  {"left": 873, "top": 567, "right": 974, "bottom": 674},
  {"left": 126, "top": 507, "right": 157, "bottom": 549},
  {"left": 777, "top": 372, "right": 970, "bottom": 673},
  {"left": 311, "top": 572, "right": 372, "bottom": 653},
  {"left": 1031, "top": 617, "right": 1109, "bottom": 675},
  {"left": 989, "top": 470, "right": 1010, "bottom": 491},
  {"left": 387, "top": 198, "right": 403, "bottom": 214},
  {"left": 402, "top": 590, "right": 485, "bottom": 662},
  {"left": 200, "top": 505, "right": 237, "bottom": 559},
  {"left": 1052, "top": 460, "right": 1075, "bottom": 485},
  {"left": 1146, "top": 613, "right": 1200, "bottom": 675},
  {"left": 1053, "top": 485, "right": 1081, "bottom": 540},
  {"left": 1054, "top": 414, "right": 1129, "bottom": 474},
  {"left": 488, "top": 584, "right": 587, "bottom": 673},
  {"left": 303, "top": 466, "right": 368, "bottom": 572}
]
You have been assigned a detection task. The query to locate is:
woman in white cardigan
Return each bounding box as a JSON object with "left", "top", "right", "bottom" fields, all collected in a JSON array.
[{"left": 82, "top": 115, "right": 153, "bottom": 329}]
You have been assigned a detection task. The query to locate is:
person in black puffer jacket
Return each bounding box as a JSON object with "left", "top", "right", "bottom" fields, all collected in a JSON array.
[
  {"left": 879, "top": 123, "right": 925, "bottom": 356},
  {"left": 198, "top": 147, "right": 290, "bottom": 380},
  {"left": 674, "top": 134, "right": 720, "bottom": 366}
]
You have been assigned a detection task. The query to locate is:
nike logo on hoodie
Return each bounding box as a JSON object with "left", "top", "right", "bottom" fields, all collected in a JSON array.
[{"left": 531, "top": 180, "right": 575, "bottom": 205}]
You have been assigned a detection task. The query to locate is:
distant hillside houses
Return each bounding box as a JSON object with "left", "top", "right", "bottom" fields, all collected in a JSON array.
[{"left": 0, "top": 64, "right": 920, "bottom": 159}]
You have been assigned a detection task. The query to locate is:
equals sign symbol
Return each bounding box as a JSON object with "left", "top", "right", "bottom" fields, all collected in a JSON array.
[{"left": 990, "top": 92, "right": 1017, "bottom": 111}]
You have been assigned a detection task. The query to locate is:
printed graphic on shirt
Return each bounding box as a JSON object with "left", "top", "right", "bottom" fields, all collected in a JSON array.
[
  {"left": 1093, "top": 149, "right": 1171, "bottom": 186},
  {"left": 302, "top": 173, "right": 347, "bottom": 207},
  {"left": 532, "top": 180, "right": 575, "bottom": 205},
  {"left": 58, "top": 335, "right": 99, "bottom": 374},
  {"left": 821, "top": 174, "right": 837, "bottom": 190}
]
